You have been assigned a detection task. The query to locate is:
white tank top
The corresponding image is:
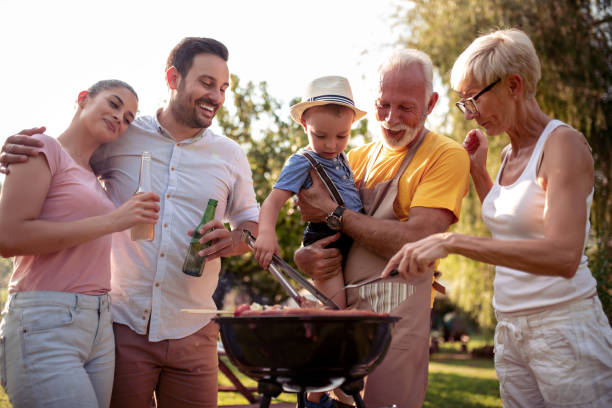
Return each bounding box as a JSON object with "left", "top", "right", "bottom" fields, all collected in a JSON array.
[{"left": 482, "top": 119, "right": 596, "bottom": 313}]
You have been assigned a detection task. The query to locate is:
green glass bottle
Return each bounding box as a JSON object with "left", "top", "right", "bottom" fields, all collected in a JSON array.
[{"left": 182, "top": 199, "right": 218, "bottom": 277}]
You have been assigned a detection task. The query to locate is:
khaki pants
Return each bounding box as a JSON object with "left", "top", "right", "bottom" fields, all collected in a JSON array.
[
  {"left": 352, "top": 275, "right": 433, "bottom": 408},
  {"left": 110, "top": 321, "right": 219, "bottom": 408}
]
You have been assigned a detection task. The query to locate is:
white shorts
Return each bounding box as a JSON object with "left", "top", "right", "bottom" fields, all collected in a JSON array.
[{"left": 494, "top": 296, "right": 612, "bottom": 407}]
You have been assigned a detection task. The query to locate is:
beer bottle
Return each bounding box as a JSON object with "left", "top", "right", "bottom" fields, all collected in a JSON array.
[
  {"left": 182, "top": 199, "right": 218, "bottom": 277},
  {"left": 131, "top": 151, "right": 155, "bottom": 241}
]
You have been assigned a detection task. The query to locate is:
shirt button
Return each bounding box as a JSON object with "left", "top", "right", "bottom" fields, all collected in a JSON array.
[
  {"left": 343, "top": 175, "right": 347, "bottom": 179},
  {"left": 336, "top": 166, "right": 340, "bottom": 170},
  {"left": 142, "top": 316, "right": 146, "bottom": 320},
  {"left": 166, "top": 194, "right": 171, "bottom": 199},
  {"left": 155, "top": 282, "right": 160, "bottom": 287},
  {"left": 160, "top": 253, "right": 165, "bottom": 258},
  {"left": 171, "top": 167, "right": 175, "bottom": 171},
  {"left": 164, "top": 223, "right": 168, "bottom": 228}
]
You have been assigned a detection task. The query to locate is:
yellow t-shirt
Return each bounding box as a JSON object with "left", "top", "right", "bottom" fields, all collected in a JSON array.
[
  {"left": 347, "top": 131, "right": 470, "bottom": 223},
  {"left": 348, "top": 132, "right": 470, "bottom": 306}
]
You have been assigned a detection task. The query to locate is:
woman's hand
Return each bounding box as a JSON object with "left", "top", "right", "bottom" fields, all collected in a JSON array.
[
  {"left": 381, "top": 233, "right": 453, "bottom": 279},
  {"left": 109, "top": 192, "right": 160, "bottom": 232},
  {"left": 463, "top": 129, "right": 489, "bottom": 172}
]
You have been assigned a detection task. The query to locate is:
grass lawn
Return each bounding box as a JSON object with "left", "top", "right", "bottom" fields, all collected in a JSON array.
[
  {"left": 0, "top": 348, "right": 500, "bottom": 407},
  {"left": 0, "top": 392, "right": 8, "bottom": 408},
  {"left": 217, "top": 353, "right": 501, "bottom": 407},
  {"left": 425, "top": 356, "right": 501, "bottom": 407}
]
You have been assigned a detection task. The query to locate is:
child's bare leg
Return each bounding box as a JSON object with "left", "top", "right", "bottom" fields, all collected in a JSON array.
[{"left": 314, "top": 267, "right": 346, "bottom": 308}]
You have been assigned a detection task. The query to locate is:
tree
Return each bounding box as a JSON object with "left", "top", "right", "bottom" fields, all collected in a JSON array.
[
  {"left": 392, "top": 0, "right": 612, "bottom": 326},
  {"left": 0, "top": 181, "right": 11, "bottom": 307}
]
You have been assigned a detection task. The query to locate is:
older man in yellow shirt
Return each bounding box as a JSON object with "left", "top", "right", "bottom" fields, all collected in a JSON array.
[{"left": 295, "top": 49, "right": 470, "bottom": 408}]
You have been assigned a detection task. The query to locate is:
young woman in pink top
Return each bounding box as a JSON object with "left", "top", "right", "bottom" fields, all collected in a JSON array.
[{"left": 0, "top": 80, "right": 160, "bottom": 408}]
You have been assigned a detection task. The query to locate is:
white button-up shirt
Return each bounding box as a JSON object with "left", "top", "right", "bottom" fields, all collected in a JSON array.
[{"left": 91, "top": 111, "right": 259, "bottom": 341}]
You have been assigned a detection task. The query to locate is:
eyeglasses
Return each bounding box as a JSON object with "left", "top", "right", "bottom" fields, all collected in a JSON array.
[{"left": 455, "top": 78, "right": 501, "bottom": 114}]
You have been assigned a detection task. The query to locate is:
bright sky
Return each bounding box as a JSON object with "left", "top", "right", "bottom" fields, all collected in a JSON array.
[{"left": 1, "top": 0, "right": 450, "bottom": 183}]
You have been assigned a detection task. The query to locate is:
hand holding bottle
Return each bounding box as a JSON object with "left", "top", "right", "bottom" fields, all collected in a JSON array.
[
  {"left": 109, "top": 192, "right": 160, "bottom": 232},
  {"left": 188, "top": 220, "right": 239, "bottom": 260},
  {"left": 183, "top": 199, "right": 218, "bottom": 277},
  {"left": 131, "top": 151, "right": 155, "bottom": 241}
]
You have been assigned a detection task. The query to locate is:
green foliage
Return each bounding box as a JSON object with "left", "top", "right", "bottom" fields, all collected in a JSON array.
[
  {"left": 589, "top": 236, "right": 612, "bottom": 321},
  {"left": 0, "top": 226, "right": 11, "bottom": 309},
  {"left": 1, "top": 182, "right": 13, "bottom": 309},
  {"left": 394, "top": 0, "right": 612, "bottom": 327},
  {"left": 215, "top": 75, "right": 370, "bottom": 305}
]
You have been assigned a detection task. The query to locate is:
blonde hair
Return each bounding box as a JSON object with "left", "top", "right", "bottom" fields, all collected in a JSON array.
[
  {"left": 450, "top": 28, "right": 541, "bottom": 98},
  {"left": 379, "top": 49, "right": 434, "bottom": 99}
]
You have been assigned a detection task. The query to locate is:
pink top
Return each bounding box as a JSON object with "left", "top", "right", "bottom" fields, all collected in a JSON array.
[{"left": 9, "top": 134, "right": 116, "bottom": 295}]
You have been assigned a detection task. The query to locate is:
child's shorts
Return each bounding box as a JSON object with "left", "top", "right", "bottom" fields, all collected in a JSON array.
[{"left": 302, "top": 221, "right": 353, "bottom": 264}]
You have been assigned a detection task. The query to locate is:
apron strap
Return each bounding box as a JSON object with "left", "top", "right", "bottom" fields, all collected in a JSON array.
[
  {"left": 300, "top": 151, "right": 345, "bottom": 206},
  {"left": 365, "top": 131, "right": 428, "bottom": 215}
]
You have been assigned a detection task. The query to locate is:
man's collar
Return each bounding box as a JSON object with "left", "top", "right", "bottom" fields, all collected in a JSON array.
[{"left": 155, "top": 108, "right": 207, "bottom": 142}]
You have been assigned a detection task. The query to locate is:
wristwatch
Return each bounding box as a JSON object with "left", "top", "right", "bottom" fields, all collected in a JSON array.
[{"left": 326, "top": 206, "right": 346, "bottom": 231}]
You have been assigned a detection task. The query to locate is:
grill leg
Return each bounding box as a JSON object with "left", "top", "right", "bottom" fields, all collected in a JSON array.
[
  {"left": 297, "top": 392, "right": 307, "bottom": 408},
  {"left": 341, "top": 378, "right": 366, "bottom": 408},
  {"left": 352, "top": 393, "right": 366, "bottom": 408},
  {"left": 259, "top": 394, "right": 272, "bottom": 408},
  {"left": 258, "top": 381, "right": 282, "bottom": 408}
]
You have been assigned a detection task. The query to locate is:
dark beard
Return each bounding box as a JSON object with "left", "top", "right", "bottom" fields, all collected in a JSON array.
[
  {"left": 171, "top": 97, "right": 209, "bottom": 129},
  {"left": 171, "top": 81, "right": 216, "bottom": 129}
]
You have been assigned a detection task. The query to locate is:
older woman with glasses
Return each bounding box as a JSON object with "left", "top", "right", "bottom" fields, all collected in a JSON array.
[{"left": 382, "top": 28, "right": 612, "bottom": 407}]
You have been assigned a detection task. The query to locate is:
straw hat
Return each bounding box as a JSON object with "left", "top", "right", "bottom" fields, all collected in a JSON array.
[{"left": 290, "top": 75, "right": 367, "bottom": 124}]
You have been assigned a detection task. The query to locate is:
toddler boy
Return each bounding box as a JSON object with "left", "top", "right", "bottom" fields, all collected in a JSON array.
[{"left": 254, "top": 75, "right": 366, "bottom": 309}]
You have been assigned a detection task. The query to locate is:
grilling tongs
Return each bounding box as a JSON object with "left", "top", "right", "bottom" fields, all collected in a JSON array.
[{"left": 241, "top": 230, "right": 340, "bottom": 310}]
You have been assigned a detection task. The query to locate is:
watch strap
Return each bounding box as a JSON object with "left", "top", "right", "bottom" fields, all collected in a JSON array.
[
  {"left": 326, "top": 205, "right": 345, "bottom": 231},
  {"left": 332, "top": 205, "right": 346, "bottom": 218}
]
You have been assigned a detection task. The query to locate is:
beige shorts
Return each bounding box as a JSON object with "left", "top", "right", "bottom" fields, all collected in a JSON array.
[{"left": 494, "top": 296, "right": 612, "bottom": 407}]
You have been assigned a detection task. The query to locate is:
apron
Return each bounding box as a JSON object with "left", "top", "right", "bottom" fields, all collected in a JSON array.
[{"left": 344, "top": 133, "right": 432, "bottom": 408}]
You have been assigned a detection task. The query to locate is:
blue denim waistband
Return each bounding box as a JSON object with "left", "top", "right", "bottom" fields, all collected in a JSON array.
[{"left": 6, "top": 291, "right": 111, "bottom": 312}]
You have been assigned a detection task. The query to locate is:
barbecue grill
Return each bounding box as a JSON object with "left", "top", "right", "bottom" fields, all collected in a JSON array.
[{"left": 212, "top": 231, "right": 401, "bottom": 408}]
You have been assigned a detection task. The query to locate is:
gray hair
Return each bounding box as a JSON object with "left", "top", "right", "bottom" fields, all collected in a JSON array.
[
  {"left": 450, "top": 28, "right": 541, "bottom": 98},
  {"left": 378, "top": 49, "right": 434, "bottom": 99}
]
